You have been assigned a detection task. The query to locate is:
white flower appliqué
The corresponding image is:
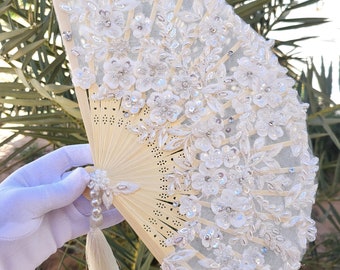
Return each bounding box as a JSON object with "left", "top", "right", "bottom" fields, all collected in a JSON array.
[
  {"left": 147, "top": 91, "right": 182, "bottom": 125},
  {"left": 130, "top": 13, "right": 152, "bottom": 38},
  {"left": 103, "top": 57, "right": 135, "bottom": 90},
  {"left": 72, "top": 67, "right": 96, "bottom": 89}
]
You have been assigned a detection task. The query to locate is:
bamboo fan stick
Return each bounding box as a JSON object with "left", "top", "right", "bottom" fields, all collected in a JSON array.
[
  {"left": 197, "top": 217, "right": 268, "bottom": 247},
  {"left": 252, "top": 140, "right": 295, "bottom": 153},
  {"left": 53, "top": 0, "right": 94, "bottom": 145},
  {"left": 98, "top": 132, "right": 170, "bottom": 166},
  {"left": 114, "top": 194, "right": 185, "bottom": 231},
  {"left": 199, "top": 198, "right": 292, "bottom": 223},
  {"left": 174, "top": 0, "right": 184, "bottom": 14},
  {"left": 77, "top": 88, "right": 94, "bottom": 145},
  {"left": 207, "top": 41, "right": 242, "bottom": 74},
  {"left": 103, "top": 138, "right": 158, "bottom": 170},
  {"left": 136, "top": 0, "right": 160, "bottom": 62},
  {"left": 112, "top": 195, "right": 176, "bottom": 261},
  {"left": 257, "top": 166, "right": 302, "bottom": 175},
  {"left": 251, "top": 190, "right": 291, "bottom": 197},
  {"left": 124, "top": 9, "right": 135, "bottom": 40},
  {"left": 90, "top": 114, "right": 134, "bottom": 166}
]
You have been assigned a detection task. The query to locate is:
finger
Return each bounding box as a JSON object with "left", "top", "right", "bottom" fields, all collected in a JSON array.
[
  {"left": 73, "top": 196, "right": 125, "bottom": 229},
  {"left": 27, "top": 167, "right": 91, "bottom": 216},
  {"left": 65, "top": 207, "right": 125, "bottom": 240},
  {"left": 101, "top": 208, "right": 125, "bottom": 229},
  {"left": 18, "top": 144, "right": 93, "bottom": 186},
  {"left": 70, "top": 197, "right": 125, "bottom": 238}
]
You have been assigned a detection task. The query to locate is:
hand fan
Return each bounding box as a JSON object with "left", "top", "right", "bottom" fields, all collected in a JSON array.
[{"left": 53, "top": 0, "right": 318, "bottom": 269}]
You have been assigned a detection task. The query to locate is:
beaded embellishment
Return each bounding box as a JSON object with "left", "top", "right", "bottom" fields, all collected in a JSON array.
[
  {"left": 89, "top": 170, "right": 140, "bottom": 226},
  {"left": 57, "top": 0, "right": 318, "bottom": 269}
]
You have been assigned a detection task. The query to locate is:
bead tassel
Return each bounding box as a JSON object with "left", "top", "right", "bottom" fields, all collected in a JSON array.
[{"left": 86, "top": 171, "right": 120, "bottom": 270}]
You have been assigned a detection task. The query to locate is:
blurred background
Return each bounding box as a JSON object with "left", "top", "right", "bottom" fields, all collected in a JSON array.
[{"left": 0, "top": 0, "right": 339, "bottom": 269}]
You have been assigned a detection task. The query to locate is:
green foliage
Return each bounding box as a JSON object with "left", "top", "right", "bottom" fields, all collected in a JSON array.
[
  {"left": 0, "top": 0, "right": 337, "bottom": 269},
  {"left": 0, "top": 0, "right": 86, "bottom": 146},
  {"left": 296, "top": 57, "right": 340, "bottom": 269},
  {"left": 227, "top": 0, "right": 329, "bottom": 77}
]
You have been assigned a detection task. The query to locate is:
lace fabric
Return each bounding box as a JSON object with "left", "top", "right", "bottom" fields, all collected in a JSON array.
[{"left": 56, "top": 0, "right": 318, "bottom": 269}]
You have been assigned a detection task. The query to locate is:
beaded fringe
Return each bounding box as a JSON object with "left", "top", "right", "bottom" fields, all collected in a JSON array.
[{"left": 86, "top": 170, "right": 119, "bottom": 270}]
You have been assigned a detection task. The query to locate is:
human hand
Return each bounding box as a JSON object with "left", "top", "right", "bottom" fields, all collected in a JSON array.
[{"left": 0, "top": 144, "right": 124, "bottom": 270}]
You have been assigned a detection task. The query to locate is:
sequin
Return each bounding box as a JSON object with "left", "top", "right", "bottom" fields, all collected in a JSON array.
[{"left": 62, "top": 31, "right": 72, "bottom": 41}]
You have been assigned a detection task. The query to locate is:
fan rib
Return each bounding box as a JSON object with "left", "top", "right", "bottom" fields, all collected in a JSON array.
[
  {"left": 174, "top": 0, "right": 184, "bottom": 14},
  {"left": 258, "top": 166, "right": 302, "bottom": 175},
  {"left": 136, "top": 0, "right": 159, "bottom": 62},
  {"left": 113, "top": 201, "right": 173, "bottom": 261},
  {"left": 207, "top": 41, "right": 242, "bottom": 74},
  {"left": 198, "top": 217, "right": 267, "bottom": 246},
  {"left": 124, "top": 9, "right": 135, "bottom": 40}
]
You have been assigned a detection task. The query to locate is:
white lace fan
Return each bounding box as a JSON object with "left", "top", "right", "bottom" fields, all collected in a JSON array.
[{"left": 53, "top": 0, "right": 318, "bottom": 269}]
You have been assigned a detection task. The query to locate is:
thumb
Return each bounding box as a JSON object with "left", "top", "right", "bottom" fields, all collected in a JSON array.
[{"left": 29, "top": 167, "right": 90, "bottom": 217}]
